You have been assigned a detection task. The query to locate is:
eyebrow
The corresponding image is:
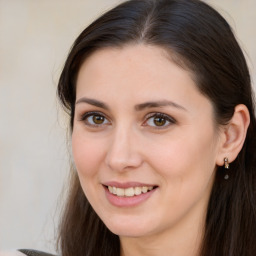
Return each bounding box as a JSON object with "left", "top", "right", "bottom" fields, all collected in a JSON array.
[
  {"left": 76, "top": 97, "right": 110, "bottom": 110},
  {"left": 76, "top": 97, "right": 187, "bottom": 112},
  {"left": 134, "top": 100, "right": 187, "bottom": 111}
]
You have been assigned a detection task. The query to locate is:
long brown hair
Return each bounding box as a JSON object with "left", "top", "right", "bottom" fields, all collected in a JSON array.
[{"left": 57, "top": 0, "right": 256, "bottom": 255}]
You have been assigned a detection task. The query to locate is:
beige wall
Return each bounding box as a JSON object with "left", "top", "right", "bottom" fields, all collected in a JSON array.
[{"left": 0, "top": 0, "right": 255, "bottom": 253}]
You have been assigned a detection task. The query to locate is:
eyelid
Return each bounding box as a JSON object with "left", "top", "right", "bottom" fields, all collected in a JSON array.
[
  {"left": 78, "top": 111, "right": 176, "bottom": 129},
  {"left": 79, "top": 111, "right": 111, "bottom": 126},
  {"left": 143, "top": 112, "right": 176, "bottom": 128}
]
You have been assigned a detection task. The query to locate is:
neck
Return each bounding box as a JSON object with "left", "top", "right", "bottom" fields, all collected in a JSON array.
[{"left": 120, "top": 208, "right": 205, "bottom": 256}]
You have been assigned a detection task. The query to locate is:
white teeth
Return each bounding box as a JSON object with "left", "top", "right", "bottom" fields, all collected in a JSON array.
[
  {"left": 125, "top": 187, "right": 134, "bottom": 197},
  {"left": 107, "top": 185, "right": 154, "bottom": 197},
  {"left": 116, "top": 188, "right": 125, "bottom": 196},
  {"left": 108, "top": 186, "right": 113, "bottom": 193},
  {"left": 134, "top": 187, "right": 142, "bottom": 195},
  {"left": 142, "top": 186, "right": 148, "bottom": 193}
]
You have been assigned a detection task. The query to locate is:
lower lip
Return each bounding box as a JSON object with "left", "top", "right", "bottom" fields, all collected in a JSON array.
[{"left": 104, "top": 186, "right": 157, "bottom": 207}]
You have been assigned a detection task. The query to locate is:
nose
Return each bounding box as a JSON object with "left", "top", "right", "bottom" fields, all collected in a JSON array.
[{"left": 105, "top": 126, "right": 143, "bottom": 172}]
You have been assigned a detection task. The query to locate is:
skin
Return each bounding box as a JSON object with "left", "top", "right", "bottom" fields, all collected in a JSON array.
[{"left": 72, "top": 44, "right": 226, "bottom": 256}]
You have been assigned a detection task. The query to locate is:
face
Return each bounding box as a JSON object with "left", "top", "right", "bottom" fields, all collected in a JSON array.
[{"left": 72, "top": 44, "right": 222, "bottom": 239}]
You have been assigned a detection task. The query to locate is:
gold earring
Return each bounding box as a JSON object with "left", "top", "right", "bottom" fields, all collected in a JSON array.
[
  {"left": 224, "top": 157, "right": 229, "bottom": 169},
  {"left": 224, "top": 157, "right": 229, "bottom": 180}
]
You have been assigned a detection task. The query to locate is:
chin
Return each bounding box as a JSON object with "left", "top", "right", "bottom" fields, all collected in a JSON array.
[
  {"left": 109, "top": 226, "right": 149, "bottom": 237},
  {"left": 103, "top": 217, "right": 154, "bottom": 237}
]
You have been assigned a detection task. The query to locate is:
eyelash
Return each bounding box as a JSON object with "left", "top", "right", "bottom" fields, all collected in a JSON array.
[
  {"left": 79, "top": 111, "right": 176, "bottom": 128},
  {"left": 143, "top": 112, "right": 176, "bottom": 128},
  {"left": 79, "top": 111, "right": 110, "bottom": 127}
]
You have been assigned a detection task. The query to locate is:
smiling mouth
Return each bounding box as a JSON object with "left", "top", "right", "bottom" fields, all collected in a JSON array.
[{"left": 106, "top": 185, "right": 157, "bottom": 197}]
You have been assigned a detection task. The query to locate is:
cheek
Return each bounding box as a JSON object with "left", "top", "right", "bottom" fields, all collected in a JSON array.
[
  {"left": 71, "top": 132, "right": 105, "bottom": 177},
  {"left": 146, "top": 130, "right": 217, "bottom": 219},
  {"left": 71, "top": 132, "right": 107, "bottom": 207},
  {"left": 146, "top": 126, "right": 218, "bottom": 180}
]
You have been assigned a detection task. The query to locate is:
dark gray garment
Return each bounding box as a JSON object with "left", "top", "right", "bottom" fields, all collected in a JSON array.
[{"left": 18, "top": 250, "right": 56, "bottom": 256}]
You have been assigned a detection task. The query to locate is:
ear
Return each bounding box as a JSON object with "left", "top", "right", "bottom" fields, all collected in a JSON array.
[{"left": 216, "top": 104, "right": 250, "bottom": 166}]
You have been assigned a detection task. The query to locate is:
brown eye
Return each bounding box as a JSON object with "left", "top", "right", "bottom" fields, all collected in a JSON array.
[
  {"left": 153, "top": 117, "right": 167, "bottom": 126},
  {"left": 144, "top": 113, "right": 176, "bottom": 128},
  {"left": 81, "top": 112, "right": 110, "bottom": 126},
  {"left": 93, "top": 115, "right": 105, "bottom": 124}
]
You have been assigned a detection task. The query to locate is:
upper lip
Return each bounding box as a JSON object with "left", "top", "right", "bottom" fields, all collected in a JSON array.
[{"left": 103, "top": 181, "right": 158, "bottom": 189}]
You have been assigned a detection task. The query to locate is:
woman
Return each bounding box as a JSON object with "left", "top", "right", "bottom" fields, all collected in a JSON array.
[{"left": 8, "top": 0, "right": 256, "bottom": 255}]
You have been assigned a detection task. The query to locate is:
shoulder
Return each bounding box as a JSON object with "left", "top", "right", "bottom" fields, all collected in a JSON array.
[
  {"left": 0, "top": 250, "right": 56, "bottom": 256},
  {"left": 18, "top": 250, "right": 56, "bottom": 256}
]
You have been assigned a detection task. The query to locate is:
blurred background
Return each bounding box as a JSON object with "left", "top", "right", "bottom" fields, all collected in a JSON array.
[{"left": 0, "top": 0, "right": 255, "bottom": 254}]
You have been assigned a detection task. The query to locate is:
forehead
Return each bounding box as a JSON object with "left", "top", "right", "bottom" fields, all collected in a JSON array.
[
  {"left": 77, "top": 44, "right": 194, "bottom": 91},
  {"left": 75, "top": 44, "right": 211, "bottom": 112}
]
